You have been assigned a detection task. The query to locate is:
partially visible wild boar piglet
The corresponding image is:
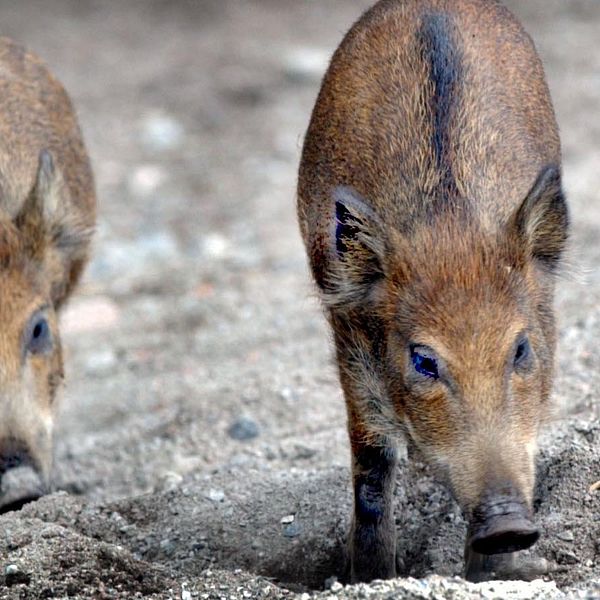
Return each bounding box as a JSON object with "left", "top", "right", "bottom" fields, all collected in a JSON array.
[
  {"left": 298, "top": 0, "right": 568, "bottom": 583},
  {"left": 0, "top": 38, "right": 95, "bottom": 511}
]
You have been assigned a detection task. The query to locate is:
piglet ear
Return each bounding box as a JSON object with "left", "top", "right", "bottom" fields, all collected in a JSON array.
[
  {"left": 511, "top": 166, "right": 569, "bottom": 269},
  {"left": 334, "top": 186, "right": 384, "bottom": 260},
  {"left": 35, "top": 149, "right": 62, "bottom": 221},
  {"left": 324, "top": 186, "right": 385, "bottom": 309},
  {"left": 16, "top": 150, "right": 93, "bottom": 305},
  {"left": 17, "top": 150, "right": 67, "bottom": 245},
  {"left": 15, "top": 151, "right": 52, "bottom": 260}
]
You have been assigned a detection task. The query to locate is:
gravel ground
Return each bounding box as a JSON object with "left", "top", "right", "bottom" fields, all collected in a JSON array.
[{"left": 0, "top": 1, "right": 598, "bottom": 599}]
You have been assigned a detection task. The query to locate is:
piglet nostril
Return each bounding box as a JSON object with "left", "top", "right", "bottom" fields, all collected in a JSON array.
[
  {"left": 0, "top": 453, "right": 24, "bottom": 473},
  {"left": 0, "top": 439, "right": 37, "bottom": 476}
]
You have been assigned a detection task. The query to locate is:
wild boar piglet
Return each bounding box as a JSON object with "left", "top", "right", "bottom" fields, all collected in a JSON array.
[
  {"left": 297, "top": 0, "right": 568, "bottom": 582},
  {"left": 0, "top": 38, "right": 95, "bottom": 511}
]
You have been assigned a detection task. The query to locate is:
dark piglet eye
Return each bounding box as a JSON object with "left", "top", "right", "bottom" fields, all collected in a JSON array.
[
  {"left": 27, "top": 317, "right": 52, "bottom": 355},
  {"left": 514, "top": 337, "right": 531, "bottom": 369},
  {"left": 410, "top": 346, "right": 439, "bottom": 379}
]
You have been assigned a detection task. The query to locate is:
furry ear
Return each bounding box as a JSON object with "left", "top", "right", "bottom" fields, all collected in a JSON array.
[
  {"left": 324, "top": 186, "right": 385, "bottom": 309},
  {"left": 16, "top": 150, "right": 93, "bottom": 304},
  {"left": 34, "top": 149, "right": 62, "bottom": 222},
  {"left": 511, "top": 166, "right": 569, "bottom": 269}
]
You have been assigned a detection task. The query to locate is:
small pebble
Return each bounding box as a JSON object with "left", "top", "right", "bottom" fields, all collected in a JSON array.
[
  {"left": 141, "top": 112, "right": 184, "bottom": 151},
  {"left": 279, "top": 387, "right": 297, "bottom": 402},
  {"left": 292, "top": 444, "right": 316, "bottom": 460},
  {"left": 4, "top": 564, "right": 30, "bottom": 586},
  {"left": 280, "top": 515, "right": 294, "bottom": 524},
  {"left": 84, "top": 348, "right": 118, "bottom": 377},
  {"left": 331, "top": 581, "right": 343, "bottom": 592},
  {"left": 202, "top": 233, "right": 230, "bottom": 260},
  {"left": 156, "top": 471, "right": 184, "bottom": 493},
  {"left": 263, "top": 446, "right": 277, "bottom": 460},
  {"left": 557, "top": 530, "right": 575, "bottom": 542},
  {"left": 128, "top": 164, "right": 167, "bottom": 196},
  {"left": 207, "top": 488, "right": 226, "bottom": 503},
  {"left": 228, "top": 417, "right": 260, "bottom": 441},
  {"left": 558, "top": 550, "right": 579, "bottom": 565},
  {"left": 283, "top": 522, "right": 301, "bottom": 538},
  {"left": 159, "top": 539, "right": 176, "bottom": 556}
]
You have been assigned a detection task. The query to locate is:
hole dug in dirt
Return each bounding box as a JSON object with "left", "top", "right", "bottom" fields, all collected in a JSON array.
[{"left": 111, "top": 420, "right": 599, "bottom": 592}]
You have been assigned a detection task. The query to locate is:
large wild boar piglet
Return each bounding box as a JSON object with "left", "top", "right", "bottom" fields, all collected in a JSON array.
[
  {"left": 0, "top": 38, "right": 95, "bottom": 511},
  {"left": 297, "top": 0, "right": 568, "bottom": 582}
]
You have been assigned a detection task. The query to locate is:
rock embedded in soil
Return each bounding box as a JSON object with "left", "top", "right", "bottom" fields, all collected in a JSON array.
[
  {"left": 283, "top": 522, "right": 302, "bottom": 538},
  {"left": 206, "top": 488, "right": 226, "bottom": 503},
  {"left": 3, "top": 563, "right": 31, "bottom": 587},
  {"left": 228, "top": 416, "right": 261, "bottom": 441}
]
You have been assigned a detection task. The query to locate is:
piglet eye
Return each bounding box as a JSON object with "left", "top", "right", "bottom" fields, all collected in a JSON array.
[
  {"left": 410, "top": 345, "right": 439, "bottom": 380},
  {"left": 33, "top": 321, "right": 45, "bottom": 339},
  {"left": 514, "top": 337, "right": 531, "bottom": 370},
  {"left": 27, "top": 316, "right": 52, "bottom": 355}
]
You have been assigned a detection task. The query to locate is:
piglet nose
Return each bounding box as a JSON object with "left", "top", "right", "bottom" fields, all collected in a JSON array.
[
  {"left": 468, "top": 495, "right": 539, "bottom": 555},
  {"left": 0, "top": 439, "right": 47, "bottom": 513}
]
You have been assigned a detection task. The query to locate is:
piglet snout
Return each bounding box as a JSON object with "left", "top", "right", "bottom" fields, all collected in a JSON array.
[
  {"left": 0, "top": 440, "right": 47, "bottom": 513},
  {"left": 468, "top": 495, "right": 539, "bottom": 555}
]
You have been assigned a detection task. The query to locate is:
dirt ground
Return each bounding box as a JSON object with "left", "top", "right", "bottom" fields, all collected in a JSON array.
[{"left": 0, "top": 0, "right": 599, "bottom": 598}]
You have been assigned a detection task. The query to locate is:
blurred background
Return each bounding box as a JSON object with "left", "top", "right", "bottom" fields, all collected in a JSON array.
[
  {"left": 0, "top": 0, "right": 596, "bottom": 544},
  {"left": 0, "top": 0, "right": 593, "bottom": 503},
  {"left": 0, "top": 1, "right": 597, "bottom": 595}
]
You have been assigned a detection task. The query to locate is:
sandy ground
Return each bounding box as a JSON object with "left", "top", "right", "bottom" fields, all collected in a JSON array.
[{"left": 0, "top": 0, "right": 599, "bottom": 598}]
